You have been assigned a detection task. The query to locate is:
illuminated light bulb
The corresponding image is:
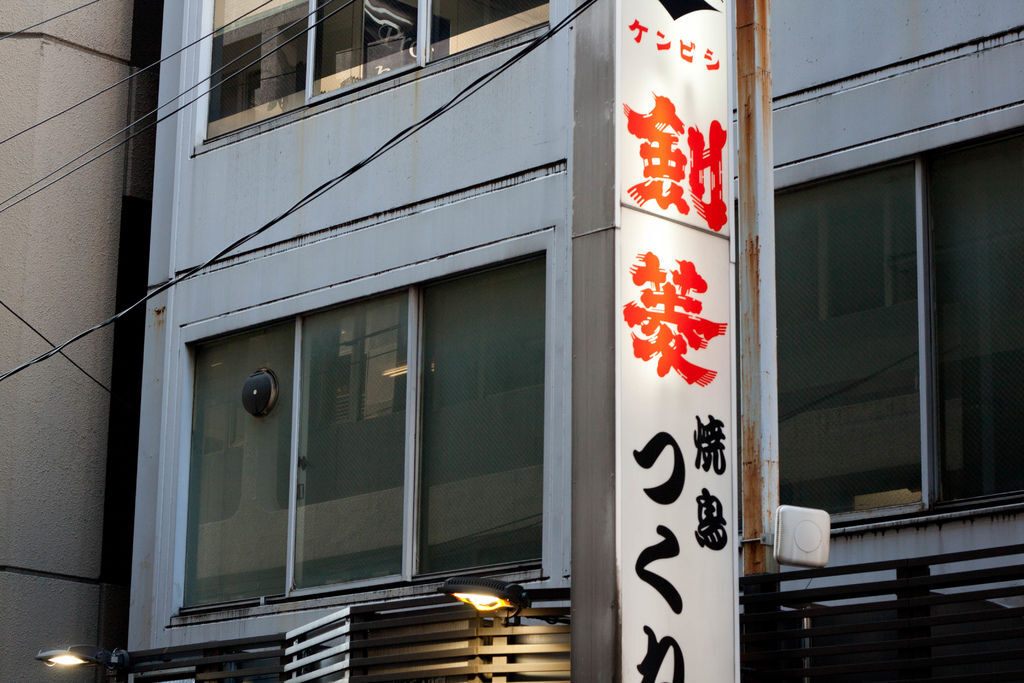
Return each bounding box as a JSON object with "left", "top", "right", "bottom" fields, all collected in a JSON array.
[{"left": 451, "top": 592, "right": 513, "bottom": 611}]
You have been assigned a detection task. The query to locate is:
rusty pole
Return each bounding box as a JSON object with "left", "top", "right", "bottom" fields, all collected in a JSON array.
[{"left": 736, "top": 0, "right": 779, "bottom": 576}]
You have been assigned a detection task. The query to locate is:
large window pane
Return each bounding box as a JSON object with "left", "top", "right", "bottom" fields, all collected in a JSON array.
[
  {"left": 777, "top": 164, "right": 920, "bottom": 513},
  {"left": 430, "top": 0, "right": 548, "bottom": 59},
  {"left": 314, "top": 0, "right": 418, "bottom": 96},
  {"left": 419, "top": 258, "right": 545, "bottom": 573},
  {"left": 185, "top": 322, "right": 294, "bottom": 606},
  {"left": 933, "top": 136, "right": 1024, "bottom": 500},
  {"left": 295, "top": 294, "right": 408, "bottom": 587},
  {"left": 208, "top": 0, "right": 308, "bottom": 138}
]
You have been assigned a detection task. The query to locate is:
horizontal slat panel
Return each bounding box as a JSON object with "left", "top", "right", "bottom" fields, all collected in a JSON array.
[
  {"left": 286, "top": 658, "right": 351, "bottom": 682},
  {"left": 741, "top": 583, "right": 1024, "bottom": 623},
  {"left": 742, "top": 623, "right": 1024, "bottom": 662},
  {"left": 351, "top": 664, "right": 479, "bottom": 682},
  {"left": 131, "top": 648, "right": 286, "bottom": 673},
  {"left": 771, "top": 646, "right": 1024, "bottom": 678},
  {"left": 284, "top": 622, "right": 351, "bottom": 655},
  {"left": 195, "top": 664, "right": 283, "bottom": 680},
  {"left": 742, "top": 563, "right": 1024, "bottom": 607},
  {"left": 741, "top": 545, "right": 1024, "bottom": 680},
  {"left": 132, "top": 588, "right": 571, "bottom": 681},
  {"left": 742, "top": 604, "right": 1024, "bottom": 643},
  {"left": 740, "top": 543, "right": 1024, "bottom": 588},
  {"left": 283, "top": 642, "right": 350, "bottom": 672},
  {"left": 286, "top": 606, "right": 351, "bottom": 639}
]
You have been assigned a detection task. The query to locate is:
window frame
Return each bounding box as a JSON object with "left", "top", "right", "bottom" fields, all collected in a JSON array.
[
  {"left": 177, "top": 254, "right": 554, "bottom": 611},
  {"left": 775, "top": 131, "right": 1024, "bottom": 525},
  {"left": 200, "top": 0, "right": 552, "bottom": 140}
]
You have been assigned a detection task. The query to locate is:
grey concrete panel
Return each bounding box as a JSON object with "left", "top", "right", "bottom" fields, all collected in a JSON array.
[
  {"left": 830, "top": 510, "right": 1024, "bottom": 567},
  {"left": 569, "top": 0, "right": 618, "bottom": 677},
  {"left": 0, "top": 571, "right": 100, "bottom": 683},
  {"left": 0, "top": 34, "right": 131, "bottom": 578},
  {"left": 170, "top": 171, "right": 566, "bottom": 328},
  {"left": 570, "top": 228, "right": 619, "bottom": 683},
  {"left": 774, "top": 102, "right": 1024, "bottom": 190},
  {"left": 147, "top": 1, "right": 186, "bottom": 287},
  {"left": 171, "top": 36, "right": 572, "bottom": 273},
  {"left": 0, "top": 0, "right": 134, "bottom": 64},
  {"left": 772, "top": 0, "right": 1024, "bottom": 97},
  {"left": 127, "top": 295, "right": 171, "bottom": 651},
  {"left": 774, "top": 38, "right": 1024, "bottom": 169},
  {"left": 570, "top": 0, "right": 616, "bottom": 237}
]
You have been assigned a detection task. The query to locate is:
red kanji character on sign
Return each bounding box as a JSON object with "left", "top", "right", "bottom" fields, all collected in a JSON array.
[
  {"left": 623, "top": 94, "right": 728, "bottom": 231},
  {"left": 679, "top": 40, "right": 695, "bottom": 62},
  {"left": 623, "top": 95, "right": 690, "bottom": 215},
  {"left": 623, "top": 252, "right": 727, "bottom": 386},
  {"left": 704, "top": 48, "right": 720, "bottom": 70},
  {"left": 656, "top": 31, "right": 671, "bottom": 50},
  {"left": 629, "top": 19, "right": 649, "bottom": 43},
  {"left": 687, "top": 121, "right": 727, "bottom": 232}
]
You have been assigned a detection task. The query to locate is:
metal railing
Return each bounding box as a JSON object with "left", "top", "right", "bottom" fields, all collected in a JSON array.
[{"left": 740, "top": 543, "right": 1024, "bottom": 681}]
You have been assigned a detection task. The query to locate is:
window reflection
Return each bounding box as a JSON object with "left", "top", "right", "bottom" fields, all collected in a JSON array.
[
  {"left": 776, "top": 164, "right": 921, "bottom": 513},
  {"left": 208, "top": 0, "right": 308, "bottom": 138},
  {"left": 431, "top": 0, "right": 548, "bottom": 58},
  {"left": 294, "top": 294, "right": 408, "bottom": 588},
  {"left": 314, "top": 0, "right": 418, "bottom": 95}
]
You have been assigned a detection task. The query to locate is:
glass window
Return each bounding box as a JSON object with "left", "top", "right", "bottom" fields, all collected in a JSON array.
[
  {"left": 313, "top": 0, "right": 418, "bottom": 96},
  {"left": 294, "top": 293, "right": 408, "bottom": 587},
  {"left": 933, "top": 136, "right": 1024, "bottom": 500},
  {"left": 207, "top": 0, "right": 550, "bottom": 134},
  {"left": 184, "top": 258, "right": 545, "bottom": 604},
  {"left": 208, "top": 0, "right": 309, "bottom": 138},
  {"left": 185, "top": 322, "right": 295, "bottom": 606},
  {"left": 418, "top": 258, "right": 546, "bottom": 573},
  {"left": 430, "top": 0, "right": 548, "bottom": 59},
  {"left": 776, "top": 164, "right": 921, "bottom": 513}
]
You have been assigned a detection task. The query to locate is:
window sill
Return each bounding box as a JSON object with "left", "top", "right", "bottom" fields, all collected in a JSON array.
[
  {"left": 170, "top": 565, "right": 543, "bottom": 628},
  {"left": 832, "top": 497, "right": 1024, "bottom": 538},
  {"left": 194, "top": 24, "right": 550, "bottom": 157}
]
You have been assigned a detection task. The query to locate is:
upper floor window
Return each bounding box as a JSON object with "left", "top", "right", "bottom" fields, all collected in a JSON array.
[
  {"left": 776, "top": 133, "right": 1024, "bottom": 515},
  {"left": 184, "top": 257, "right": 546, "bottom": 606},
  {"left": 207, "top": 0, "right": 549, "bottom": 138}
]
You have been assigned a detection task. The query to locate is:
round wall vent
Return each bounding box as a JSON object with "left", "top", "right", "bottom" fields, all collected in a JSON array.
[{"left": 241, "top": 368, "right": 279, "bottom": 417}]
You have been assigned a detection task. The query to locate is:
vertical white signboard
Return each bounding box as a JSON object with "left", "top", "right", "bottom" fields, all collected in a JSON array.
[{"left": 616, "top": 0, "right": 736, "bottom": 681}]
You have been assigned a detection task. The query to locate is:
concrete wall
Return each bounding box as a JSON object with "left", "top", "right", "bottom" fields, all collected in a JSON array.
[{"left": 0, "top": 1, "right": 138, "bottom": 680}]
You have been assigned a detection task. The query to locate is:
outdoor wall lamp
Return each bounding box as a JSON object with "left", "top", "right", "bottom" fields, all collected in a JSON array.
[
  {"left": 36, "top": 645, "right": 129, "bottom": 672},
  {"left": 439, "top": 577, "right": 530, "bottom": 613}
]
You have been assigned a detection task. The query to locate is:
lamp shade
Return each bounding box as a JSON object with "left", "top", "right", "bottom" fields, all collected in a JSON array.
[
  {"left": 36, "top": 645, "right": 129, "bottom": 670},
  {"left": 440, "top": 577, "right": 530, "bottom": 611}
]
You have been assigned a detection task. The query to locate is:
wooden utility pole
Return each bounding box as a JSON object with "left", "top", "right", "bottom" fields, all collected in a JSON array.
[{"left": 736, "top": 0, "right": 780, "bottom": 576}]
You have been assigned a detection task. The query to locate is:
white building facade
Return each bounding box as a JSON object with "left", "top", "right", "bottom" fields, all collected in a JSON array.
[{"left": 129, "top": 0, "right": 1024, "bottom": 679}]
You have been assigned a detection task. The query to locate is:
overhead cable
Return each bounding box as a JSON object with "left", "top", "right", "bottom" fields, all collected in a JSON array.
[
  {"left": 0, "top": 0, "right": 600, "bottom": 384},
  {"left": 0, "top": 0, "right": 276, "bottom": 148},
  {"left": 0, "top": 0, "right": 341, "bottom": 216},
  {"left": 0, "top": 297, "right": 110, "bottom": 393},
  {"left": 0, "top": 0, "right": 103, "bottom": 43}
]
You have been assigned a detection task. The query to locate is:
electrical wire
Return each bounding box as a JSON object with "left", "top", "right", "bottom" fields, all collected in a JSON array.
[
  {"left": 0, "top": 297, "right": 141, "bottom": 409},
  {"left": 0, "top": 0, "right": 342, "bottom": 216},
  {"left": 0, "top": 0, "right": 278, "bottom": 397},
  {"left": 0, "top": 0, "right": 103, "bottom": 43},
  {"left": 0, "top": 297, "right": 110, "bottom": 393},
  {"left": 0, "top": 0, "right": 277, "bottom": 148},
  {"left": 0, "top": 0, "right": 601, "bottom": 384}
]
